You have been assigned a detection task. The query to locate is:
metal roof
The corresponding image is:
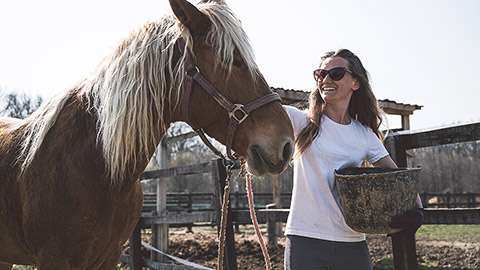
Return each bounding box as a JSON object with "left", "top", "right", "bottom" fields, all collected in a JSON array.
[{"left": 272, "top": 87, "right": 422, "bottom": 116}]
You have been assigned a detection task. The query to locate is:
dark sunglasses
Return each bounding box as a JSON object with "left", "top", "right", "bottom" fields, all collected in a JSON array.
[{"left": 313, "top": 67, "right": 353, "bottom": 82}]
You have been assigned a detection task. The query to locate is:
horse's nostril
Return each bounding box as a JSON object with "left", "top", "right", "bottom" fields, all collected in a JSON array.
[{"left": 282, "top": 141, "right": 293, "bottom": 162}]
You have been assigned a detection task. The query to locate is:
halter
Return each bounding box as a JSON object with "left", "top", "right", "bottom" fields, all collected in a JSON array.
[{"left": 177, "top": 38, "right": 281, "bottom": 161}]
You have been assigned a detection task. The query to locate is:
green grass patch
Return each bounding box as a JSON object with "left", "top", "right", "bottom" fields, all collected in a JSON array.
[
  {"left": 379, "top": 258, "right": 394, "bottom": 266},
  {"left": 416, "top": 224, "right": 480, "bottom": 242},
  {"left": 419, "top": 261, "right": 439, "bottom": 267},
  {"left": 12, "top": 266, "right": 35, "bottom": 270}
]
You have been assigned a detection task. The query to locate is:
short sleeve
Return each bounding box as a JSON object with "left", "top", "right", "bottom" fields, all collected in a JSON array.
[
  {"left": 366, "top": 130, "right": 389, "bottom": 164},
  {"left": 283, "top": 105, "right": 308, "bottom": 137}
]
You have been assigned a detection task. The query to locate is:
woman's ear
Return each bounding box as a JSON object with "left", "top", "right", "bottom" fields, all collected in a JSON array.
[{"left": 352, "top": 79, "right": 360, "bottom": 91}]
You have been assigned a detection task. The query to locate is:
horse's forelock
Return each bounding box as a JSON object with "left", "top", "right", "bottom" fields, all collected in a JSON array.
[{"left": 198, "top": 3, "right": 259, "bottom": 79}]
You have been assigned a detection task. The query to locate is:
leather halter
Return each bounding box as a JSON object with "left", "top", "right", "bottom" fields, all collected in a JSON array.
[{"left": 176, "top": 38, "right": 281, "bottom": 161}]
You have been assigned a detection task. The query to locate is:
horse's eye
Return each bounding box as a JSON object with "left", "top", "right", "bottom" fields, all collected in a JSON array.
[
  {"left": 222, "top": 57, "right": 242, "bottom": 68},
  {"left": 232, "top": 58, "right": 242, "bottom": 67}
]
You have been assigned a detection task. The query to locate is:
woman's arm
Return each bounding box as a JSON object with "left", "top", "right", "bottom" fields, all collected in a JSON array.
[
  {"left": 372, "top": 155, "right": 397, "bottom": 168},
  {"left": 373, "top": 155, "right": 423, "bottom": 208}
]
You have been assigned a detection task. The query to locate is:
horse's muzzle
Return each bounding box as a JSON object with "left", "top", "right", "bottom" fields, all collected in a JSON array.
[{"left": 246, "top": 138, "right": 294, "bottom": 176}]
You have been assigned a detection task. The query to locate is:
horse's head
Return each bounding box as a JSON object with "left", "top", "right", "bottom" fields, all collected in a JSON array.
[{"left": 170, "top": 0, "right": 294, "bottom": 175}]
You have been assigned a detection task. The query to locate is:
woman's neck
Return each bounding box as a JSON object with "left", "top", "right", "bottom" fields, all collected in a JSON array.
[{"left": 324, "top": 104, "right": 351, "bottom": 125}]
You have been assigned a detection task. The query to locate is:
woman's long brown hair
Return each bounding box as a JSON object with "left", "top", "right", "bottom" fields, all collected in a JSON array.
[{"left": 295, "top": 49, "right": 384, "bottom": 157}]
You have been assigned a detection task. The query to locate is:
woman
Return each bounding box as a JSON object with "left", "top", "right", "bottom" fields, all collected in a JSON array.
[{"left": 283, "top": 49, "right": 424, "bottom": 270}]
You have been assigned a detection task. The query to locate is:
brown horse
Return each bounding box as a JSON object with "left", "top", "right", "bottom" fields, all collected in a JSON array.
[{"left": 0, "top": 0, "right": 294, "bottom": 269}]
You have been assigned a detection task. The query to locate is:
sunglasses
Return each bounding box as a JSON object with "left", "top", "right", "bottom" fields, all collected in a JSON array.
[{"left": 313, "top": 67, "right": 353, "bottom": 82}]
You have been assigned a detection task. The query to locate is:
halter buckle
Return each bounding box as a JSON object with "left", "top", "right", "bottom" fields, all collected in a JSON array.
[
  {"left": 229, "top": 104, "right": 248, "bottom": 124},
  {"left": 186, "top": 66, "right": 200, "bottom": 77}
]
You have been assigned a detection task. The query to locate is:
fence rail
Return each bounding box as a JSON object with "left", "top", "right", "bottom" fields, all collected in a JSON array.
[
  {"left": 144, "top": 191, "right": 480, "bottom": 213},
  {"left": 138, "top": 208, "right": 480, "bottom": 227},
  {"left": 419, "top": 192, "right": 480, "bottom": 208}
]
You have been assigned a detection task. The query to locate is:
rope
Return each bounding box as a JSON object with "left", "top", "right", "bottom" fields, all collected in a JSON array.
[
  {"left": 217, "top": 161, "right": 271, "bottom": 270},
  {"left": 142, "top": 241, "right": 214, "bottom": 270},
  {"left": 246, "top": 173, "right": 272, "bottom": 270},
  {"left": 217, "top": 165, "right": 232, "bottom": 270}
]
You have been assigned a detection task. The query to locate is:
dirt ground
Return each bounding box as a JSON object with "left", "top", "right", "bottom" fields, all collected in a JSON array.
[{"left": 125, "top": 226, "right": 479, "bottom": 270}]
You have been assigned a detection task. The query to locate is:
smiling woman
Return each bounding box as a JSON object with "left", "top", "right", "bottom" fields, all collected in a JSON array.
[{"left": 282, "top": 48, "right": 424, "bottom": 270}]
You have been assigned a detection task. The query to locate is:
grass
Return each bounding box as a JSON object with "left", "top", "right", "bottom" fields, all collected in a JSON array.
[
  {"left": 379, "top": 258, "right": 394, "bottom": 266},
  {"left": 379, "top": 259, "right": 441, "bottom": 268},
  {"left": 419, "top": 261, "right": 440, "bottom": 267},
  {"left": 416, "top": 224, "right": 480, "bottom": 243},
  {"left": 377, "top": 225, "right": 480, "bottom": 269},
  {"left": 12, "top": 266, "right": 35, "bottom": 270}
]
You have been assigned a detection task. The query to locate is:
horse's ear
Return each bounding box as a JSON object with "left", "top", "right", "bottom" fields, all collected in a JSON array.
[{"left": 169, "top": 0, "right": 211, "bottom": 37}]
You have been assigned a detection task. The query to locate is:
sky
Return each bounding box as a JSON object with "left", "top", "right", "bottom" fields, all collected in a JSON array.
[{"left": 1, "top": 0, "right": 479, "bottom": 130}]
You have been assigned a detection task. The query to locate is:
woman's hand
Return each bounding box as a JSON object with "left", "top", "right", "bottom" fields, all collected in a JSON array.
[{"left": 389, "top": 208, "right": 425, "bottom": 235}]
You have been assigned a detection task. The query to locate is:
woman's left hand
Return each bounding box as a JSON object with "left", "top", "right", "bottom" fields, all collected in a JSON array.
[{"left": 389, "top": 208, "right": 425, "bottom": 235}]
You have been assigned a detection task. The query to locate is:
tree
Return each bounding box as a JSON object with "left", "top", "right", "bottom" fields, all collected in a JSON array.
[
  {"left": 0, "top": 89, "right": 43, "bottom": 119},
  {"left": 411, "top": 140, "right": 480, "bottom": 193}
]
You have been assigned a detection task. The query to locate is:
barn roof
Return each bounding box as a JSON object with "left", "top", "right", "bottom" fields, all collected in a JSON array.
[{"left": 272, "top": 87, "right": 422, "bottom": 116}]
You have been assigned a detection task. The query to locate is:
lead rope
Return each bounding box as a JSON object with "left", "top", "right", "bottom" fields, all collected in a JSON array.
[
  {"left": 243, "top": 163, "right": 272, "bottom": 270},
  {"left": 217, "top": 163, "right": 232, "bottom": 270},
  {"left": 217, "top": 162, "right": 271, "bottom": 270}
]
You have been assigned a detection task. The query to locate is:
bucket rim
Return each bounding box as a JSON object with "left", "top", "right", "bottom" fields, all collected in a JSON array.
[{"left": 334, "top": 166, "right": 421, "bottom": 178}]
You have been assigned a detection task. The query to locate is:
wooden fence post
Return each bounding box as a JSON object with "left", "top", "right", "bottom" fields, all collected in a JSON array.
[
  {"left": 266, "top": 203, "right": 278, "bottom": 247},
  {"left": 129, "top": 220, "right": 143, "bottom": 270},
  {"left": 187, "top": 193, "right": 193, "bottom": 233},
  {"left": 446, "top": 192, "right": 451, "bottom": 208},
  {"left": 272, "top": 174, "right": 283, "bottom": 242},
  {"left": 152, "top": 178, "right": 169, "bottom": 263},
  {"left": 420, "top": 192, "right": 428, "bottom": 207},
  {"left": 391, "top": 233, "right": 418, "bottom": 270},
  {"left": 152, "top": 142, "right": 169, "bottom": 263},
  {"left": 384, "top": 132, "right": 418, "bottom": 270},
  {"left": 234, "top": 192, "right": 240, "bottom": 233},
  {"left": 212, "top": 159, "right": 238, "bottom": 270}
]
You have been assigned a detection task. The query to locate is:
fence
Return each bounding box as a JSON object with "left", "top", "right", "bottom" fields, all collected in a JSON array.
[
  {"left": 121, "top": 122, "right": 480, "bottom": 270},
  {"left": 120, "top": 159, "right": 238, "bottom": 269},
  {"left": 419, "top": 192, "right": 480, "bottom": 208},
  {"left": 146, "top": 191, "right": 480, "bottom": 213},
  {"left": 383, "top": 121, "right": 480, "bottom": 270}
]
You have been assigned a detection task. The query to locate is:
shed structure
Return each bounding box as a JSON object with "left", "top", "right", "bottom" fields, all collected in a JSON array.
[{"left": 273, "top": 87, "right": 422, "bottom": 131}]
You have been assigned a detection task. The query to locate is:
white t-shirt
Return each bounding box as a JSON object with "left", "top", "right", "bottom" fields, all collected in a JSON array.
[{"left": 284, "top": 105, "right": 389, "bottom": 242}]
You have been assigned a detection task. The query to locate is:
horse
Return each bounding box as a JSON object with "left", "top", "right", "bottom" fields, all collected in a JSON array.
[{"left": 0, "top": 0, "right": 294, "bottom": 269}]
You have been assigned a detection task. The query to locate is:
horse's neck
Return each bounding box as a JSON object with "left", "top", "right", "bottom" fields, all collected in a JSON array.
[
  {"left": 71, "top": 92, "right": 169, "bottom": 188},
  {"left": 76, "top": 43, "right": 184, "bottom": 186}
]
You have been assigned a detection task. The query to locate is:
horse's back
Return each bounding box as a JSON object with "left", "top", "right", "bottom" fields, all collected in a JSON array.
[
  {"left": 0, "top": 117, "right": 37, "bottom": 265},
  {"left": 0, "top": 117, "right": 25, "bottom": 150},
  {"left": 0, "top": 117, "right": 24, "bottom": 128},
  {"left": 0, "top": 116, "right": 25, "bottom": 181}
]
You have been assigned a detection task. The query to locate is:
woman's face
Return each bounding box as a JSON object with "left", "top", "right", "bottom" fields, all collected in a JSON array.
[{"left": 317, "top": 57, "right": 359, "bottom": 105}]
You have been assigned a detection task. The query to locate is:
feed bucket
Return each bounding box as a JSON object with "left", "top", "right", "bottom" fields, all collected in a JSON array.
[{"left": 334, "top": 167, "right": 421, "bottom": 234}]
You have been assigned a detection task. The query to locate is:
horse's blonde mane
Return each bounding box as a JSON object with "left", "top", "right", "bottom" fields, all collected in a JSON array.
[{"left": 20, "top": 2, "right": 259, "bottom": 186}]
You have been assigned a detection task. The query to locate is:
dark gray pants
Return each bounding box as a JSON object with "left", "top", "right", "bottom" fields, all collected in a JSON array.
[{"left": 284, "top": 235, "right": 373, "bottom": 270}]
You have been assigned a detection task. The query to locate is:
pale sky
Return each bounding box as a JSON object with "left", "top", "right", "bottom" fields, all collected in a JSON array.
[{"left": 1, "top": 0, "right": 479, "bottom": 130}]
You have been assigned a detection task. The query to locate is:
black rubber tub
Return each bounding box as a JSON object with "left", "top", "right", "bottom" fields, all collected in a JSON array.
[{"left": 334, "top": 167, "right": 421, "bottom": 234}]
